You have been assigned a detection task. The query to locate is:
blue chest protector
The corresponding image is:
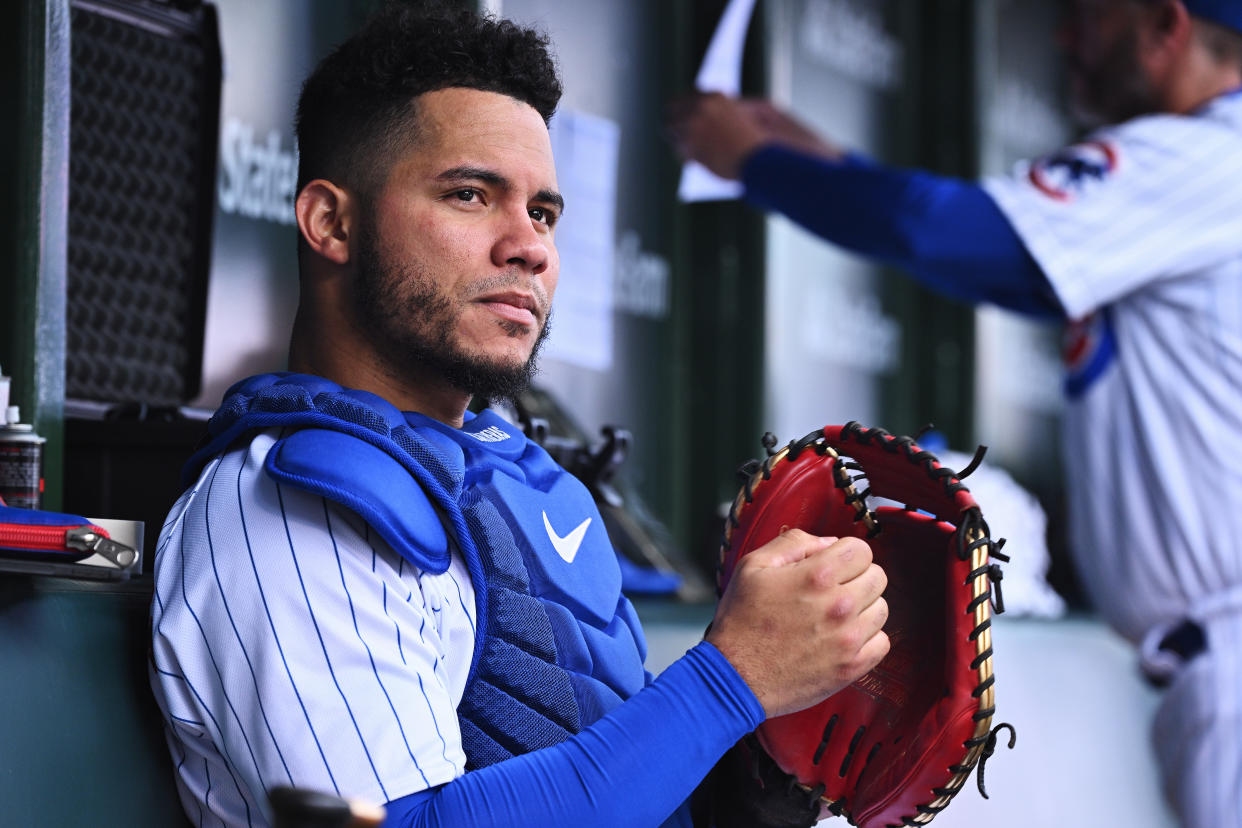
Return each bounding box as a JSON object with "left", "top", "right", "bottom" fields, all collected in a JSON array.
[{"left": 184, "top": 373, "right": 650, "bottom": 769}]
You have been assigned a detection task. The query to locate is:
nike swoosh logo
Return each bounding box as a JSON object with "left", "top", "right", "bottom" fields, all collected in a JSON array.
[{"left": 543, "top": 511, "right": 592, "bottom": 563}]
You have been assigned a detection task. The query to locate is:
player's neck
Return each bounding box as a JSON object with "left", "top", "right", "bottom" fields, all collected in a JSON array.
[
  {"left": 288, "top": 306, "right": 472, "bottom": 428},
  {"left": 1161, "top": 48, "right": 1242, "bottom": 113}
]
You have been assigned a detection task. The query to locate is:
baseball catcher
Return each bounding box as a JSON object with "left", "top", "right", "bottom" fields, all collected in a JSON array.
[{"left": 711, "top": 422, "right": 1013, "bottom": 827}]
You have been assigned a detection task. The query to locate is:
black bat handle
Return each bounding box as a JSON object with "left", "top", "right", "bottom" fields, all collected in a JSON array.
[{"left": 268, "top": 786, "right": 356, "bottom": 828}]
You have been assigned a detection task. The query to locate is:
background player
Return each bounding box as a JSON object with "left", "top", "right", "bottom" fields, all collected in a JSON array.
[
  {"left": 670, "top": 1, "right": 1242, "bottom": 824},
  {"left": 148, "top": 3, "right": 889, "bottom": 826}
]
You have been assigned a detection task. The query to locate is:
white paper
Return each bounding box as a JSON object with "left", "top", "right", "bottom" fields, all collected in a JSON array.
[
  {"left": 678, "top": 0, "right": 759, "bottom": 202},
  {"left": 545, "top": 110, "right": 620, "bottom": 371},
  {"left": 695, "top": 0, "right": 758, "bottom": 93}
]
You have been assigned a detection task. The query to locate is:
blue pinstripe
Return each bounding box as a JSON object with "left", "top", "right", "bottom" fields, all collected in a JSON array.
[
  {"left": 416, "top": 671, "right": 453, "bottom": 768},
  {"left": 383, "top": 584, "right": 408, "bottom": 665},
  {"left": 323, "top": 499, "right": 432, "bottom": 789},
  {"left": 200, "top": 456, "right": 294, "bottom": 784},
  {"left": 159, "top": 467, "right": 260, "bottom": 828},
  {"left": 450, "top": 570, "right": 475, "bottom": 637},
  {"left": 240, "top": 465, "right": 340, "bottom": 793},
  {"left": 370, "top": 525, "right": 412, "bottom": 667},
  {"left": 155, "top": 501, "right": 186, "bottom": 559},
  {"left": 200, "top": 757, "right": 209, "bottom": 828},
  {"left": 152, "top": 427, "right": 486, "bottom": 821},
  {"left": 171, "top": 730, "right": 188, "bottom": 778},
  {"left": 153, "top": 665, "right": 209, "bottom": 732},
  {"left": 411, "top": 592, "right": 454, "bottom": 760},
  {"left": 157, "top": 511, "right": 180, "bottom": 538},
  {"left": 277, "top": 482, "right": 390, "bottom": 800},
  {"left": 197, "top": 461, "right": 271, "bottom": 795}
]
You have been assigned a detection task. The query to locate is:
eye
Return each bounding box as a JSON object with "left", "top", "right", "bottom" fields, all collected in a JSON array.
[
  {"left": 453, "top": 188, "right": 481, "bottom": 203},
  {"left": 530, "top": 206, "right": 558, "bottom": 227}
]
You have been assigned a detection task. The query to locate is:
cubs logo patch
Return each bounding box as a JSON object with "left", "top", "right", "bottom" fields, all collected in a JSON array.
[
  {"left": 1029, "top": 140, "right": 1118, "bottom": 202},
  {"left": 1062, "top": 310, "right": 1116, "bottom": 398}
]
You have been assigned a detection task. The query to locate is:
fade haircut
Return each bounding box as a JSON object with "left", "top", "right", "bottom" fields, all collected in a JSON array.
[
  {"left": 1195, "top": 17, "right": 1242, "bottom": 69},
  {"left": 294, "top": 0, "right": 562, "bottom": 197}
]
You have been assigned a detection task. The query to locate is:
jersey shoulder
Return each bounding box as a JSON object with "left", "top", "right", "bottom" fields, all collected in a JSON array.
[
  {"left": 265, "top": 427, "right": 451, "bottom": 573},
  {"left": 998, "top": 101, "right": 1242, "bottom": 206}
]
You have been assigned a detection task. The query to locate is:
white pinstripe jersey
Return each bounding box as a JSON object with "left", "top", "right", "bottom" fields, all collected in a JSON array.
[
  {"left": 983, "top": 89, "right": 1242, "bottom": 641},
  {"left": 150, "top": 428, "right": 479, "bottom": 826}
]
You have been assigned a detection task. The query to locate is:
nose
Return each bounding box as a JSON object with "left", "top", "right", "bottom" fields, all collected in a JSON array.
[{"left": 492, "top": 205, "right": 552, "bottom": 276}]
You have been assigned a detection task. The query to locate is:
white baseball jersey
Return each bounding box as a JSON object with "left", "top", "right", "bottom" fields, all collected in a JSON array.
[
  {"left": 983, "top": 89, "right": 1242, "bottom": 643},
  {"left": 150, "top": 429, "right": 478, "bottom": 826}
]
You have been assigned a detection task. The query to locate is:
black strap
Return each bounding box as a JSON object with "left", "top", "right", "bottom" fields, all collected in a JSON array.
[{"left": 1158, "top": 619, "right": 1208, "bottom": 661}]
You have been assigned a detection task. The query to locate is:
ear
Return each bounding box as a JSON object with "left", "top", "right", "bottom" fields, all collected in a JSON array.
[
  {"left": 1131, "top": 0, "right": 1192, "bottom": 88},
  {"left": 1148, "top": 0, "right": 1193, "bottom": 53},
  {"left": 295, "top": 179, "right": 354, "bottom": 265}
]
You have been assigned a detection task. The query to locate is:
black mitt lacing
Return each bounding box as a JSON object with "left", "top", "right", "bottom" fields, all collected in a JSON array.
[{"left": 976, "top": 723, "right": 1017, "bottom": 799}]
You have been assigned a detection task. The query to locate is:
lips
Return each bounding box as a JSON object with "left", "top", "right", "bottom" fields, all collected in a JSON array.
[{"left": 476, "top": 290, "right": 540, "bottom": 326}]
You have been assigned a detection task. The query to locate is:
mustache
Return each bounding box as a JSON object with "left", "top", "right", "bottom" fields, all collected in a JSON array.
[{"left": 468, "top": 271, "right": 552, "bottom": 317}]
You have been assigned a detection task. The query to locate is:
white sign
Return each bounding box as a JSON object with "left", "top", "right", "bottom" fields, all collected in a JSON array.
[
  {"left": 613, "top": 231, "right": 670, "bottom": 319},
  {"left": 800, "top": 0, "right": 902, "bottom": 90},
  {"left": 545, "top": 109, "right": 621, "bottom": 371},
  {"left": 800, "top": 279, "right": 900, "bottom": 373},
  {"left": 678, "top": 0, "right": 759, "bottom": 203},
  {"left": 217, "top": 117, "right": 298, "bottom": 225}
]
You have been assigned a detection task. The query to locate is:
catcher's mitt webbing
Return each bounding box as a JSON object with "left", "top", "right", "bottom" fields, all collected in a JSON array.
[{"left": 718, "top": 422, "right": 1008, "bottom": 828}]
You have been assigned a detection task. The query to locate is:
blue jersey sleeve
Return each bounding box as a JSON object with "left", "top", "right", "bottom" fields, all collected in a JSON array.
[
  {"left": 378, "top": 641, "right": 762, "bottom": 828},
  {"left": 741, "top": 144, "right": 1063, "bottom": 318}
]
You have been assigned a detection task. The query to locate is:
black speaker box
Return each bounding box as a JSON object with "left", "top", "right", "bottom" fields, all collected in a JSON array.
[{"left": 61, "top": 0, "right": 222, "bottom": 567}]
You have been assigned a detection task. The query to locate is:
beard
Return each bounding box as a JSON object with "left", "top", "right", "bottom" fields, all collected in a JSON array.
[
  {"left": 1067, "top": 26, "right": 1160, "bottom": 127},
  {"left": 352, "top": 221, "right": 551, "bottom": 406}
]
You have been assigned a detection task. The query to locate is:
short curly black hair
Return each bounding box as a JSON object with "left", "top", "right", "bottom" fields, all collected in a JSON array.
[{"left": 295, "top": 0, "right": 562, "bottom": 196}]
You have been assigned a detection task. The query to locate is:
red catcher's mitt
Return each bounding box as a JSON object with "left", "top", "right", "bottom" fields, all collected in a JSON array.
[{"left": 718, "top": 423, "right": 1012, "bottom": 827}]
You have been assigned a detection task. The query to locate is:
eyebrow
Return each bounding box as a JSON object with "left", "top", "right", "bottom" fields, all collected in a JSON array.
[{"left": 436, "top": 165, "right": 565, "bottom": 212}]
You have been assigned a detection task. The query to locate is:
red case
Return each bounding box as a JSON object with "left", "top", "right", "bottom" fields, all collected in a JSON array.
[{"left": 0, "top": 497, "right": 138, "bottom": 574}]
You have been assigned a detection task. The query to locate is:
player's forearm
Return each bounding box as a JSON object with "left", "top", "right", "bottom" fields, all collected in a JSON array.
[
  {"left": 381, "top": 641, "right": 763, "bottom": 828},
  {"left": 741, "top": 144, "right": 1063, "bottom": 317}
]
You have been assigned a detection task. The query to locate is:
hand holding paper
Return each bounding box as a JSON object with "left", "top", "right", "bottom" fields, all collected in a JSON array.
[
  {"left": 672, "top": 0, "right": 842, "bottom": 200},
  {"left": 676, "top": 0, "right": 757, "bottom": 202}
]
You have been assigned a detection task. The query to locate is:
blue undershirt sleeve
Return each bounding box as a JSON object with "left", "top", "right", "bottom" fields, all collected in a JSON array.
[
  {"left": 741, "top": 144, "right": 1063, "bottom": 318},
  {"left": 380, "top": 640, "right": 764, "bottom": 828}
]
